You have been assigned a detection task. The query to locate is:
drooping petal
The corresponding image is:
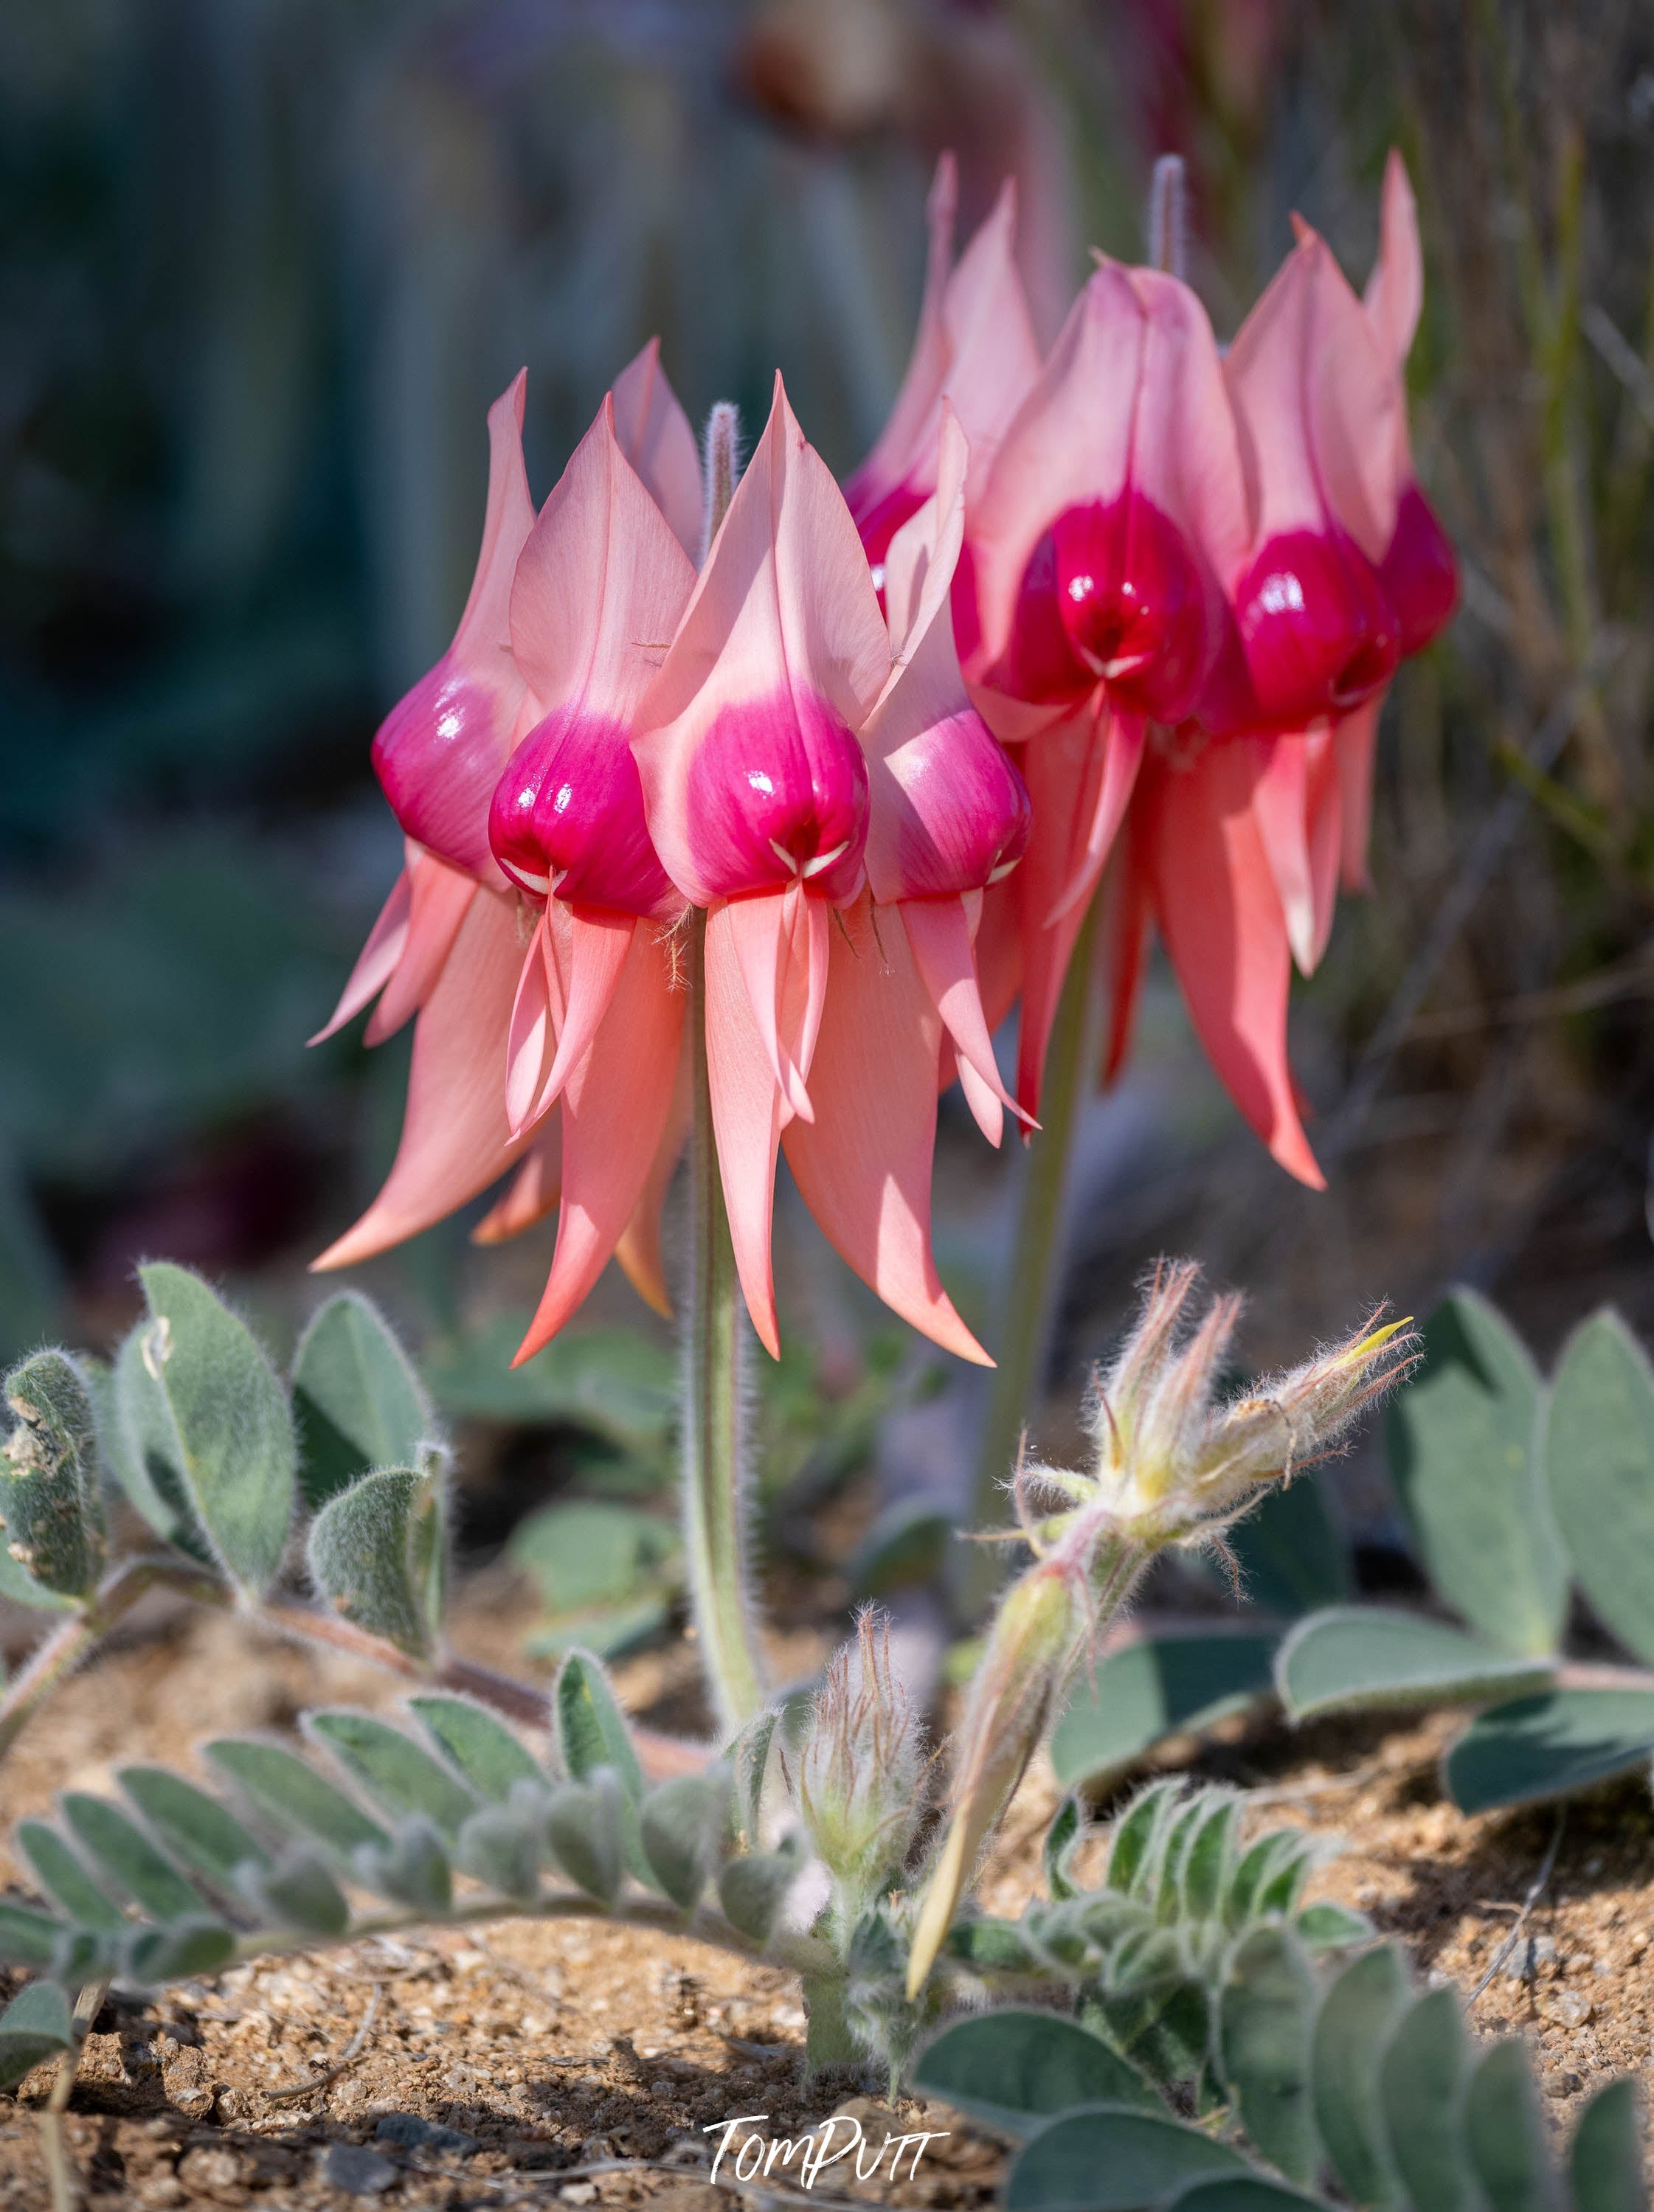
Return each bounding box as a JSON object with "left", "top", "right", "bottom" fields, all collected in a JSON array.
[
  {"left": 966, "top": 261, "right": 1250, "bottom": 738},
  {"left": 513, "top": 920, "right": 686, "bottom": 1362},
  {"left": 364, "top": 843, "right": 479, "bottom": 1045},
  {"left": 704, "top": 901, "right": 786, "bottom": 1357},
  {"left": 1099, "top": 817, "right": 1152, "bottom": 1088},
  {"left": 612, "top": 1041, "right": 691, "bottom": 1320},
  {"left": 314, "top": 885, "right": 529, "bottom": 1268},
  {"left": 310, "top": 867, "right": 411, "bottom": 1045},
  {"left": 1363, "top": 150, "right": 1424, "bottom": 378},
  {"left": 506, "top": 906, "right": 561, "bottom": 1135},
  {"left": 1140, "top": 740, "right": 1323, "bottom": 1188},
  {"left": 783, "top": 895, "right": 991, "bottom": 1365},
  {"left": 372, "top": 376, "right": 535, "bottom": 881},
  {"left": 610, "top": 336, "right": 704, "bottom": 562},
  {"left": 1334, "top": 696, "right": 1381, "bottom": 893},
  {"left": 632, "top": 375, "right": 888, "bottom": 909},
  {"left": 472, "top": 1117, "right": 564, "bottom": 1245},
  {"left": 1250, "top": 729, "right": 1343, "bottom": 979},
  {"left": 862, "top": 407, "right": 1032, "bottom": 906},
  {"left": 902, "top": 891, "right": 1028, "bottom": 1143},
  {"left": 724, "top": 883, "right": 828, "bottom": 1125}
]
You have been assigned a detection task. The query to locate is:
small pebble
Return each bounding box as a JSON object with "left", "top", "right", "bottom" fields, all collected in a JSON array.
[
  {"left": 376, "top": 2112, "right": 480, "bottom": 2155},
  {"left": 320, "top": 2140, "right": 400, "bottom": 2197}
]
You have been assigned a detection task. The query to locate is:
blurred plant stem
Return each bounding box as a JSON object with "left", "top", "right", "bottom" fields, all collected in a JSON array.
[
  {"left": 957, "top": 895, "right": 1101, "bottom": 1622},
  {"left": 681, "top": 909, "right": 767, "bottom": 1735}
]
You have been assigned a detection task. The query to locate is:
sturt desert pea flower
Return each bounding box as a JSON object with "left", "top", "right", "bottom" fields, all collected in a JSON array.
[
  {"left": 315, "top": 346, "right": 703, "bottom": 1352},
  {"left": 631, "top": 378, "right": 1011, "bottom": 1365},
  {"left": 842, "top": 153, "right": 1042, "bottom": 586},
  {"left": 904, "top": 1261, "right": 1418, "bottom": 1997},
  {"left": 795, "top": 1609, "right": 932, "bottom": 1936},
  {"left": 958, "top": 256, "right": 1254, "bottom": 1126}
]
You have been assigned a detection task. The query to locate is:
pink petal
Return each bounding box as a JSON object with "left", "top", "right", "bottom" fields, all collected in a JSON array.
[
  {"left": 472, "top": 1118, "right": 564, "bottom": 1245},
  {"left": 863, "top": 406, "right": 1033, "bottom": 905},
  {"left": 705, "top": 901, "right": 786, "bottom": 1357},
  {"left": 1304, "top": 725, "right": 1343, "bottom": 971},
  {"left": 1363, "top": 151, "right": 1424, "bottom": 377},
  {"left": 314, "top": 885, "right": 529, "bottom": 1267},
  {"left": 1142, "top": 741, "right": 1324, "bottom": 1188},
  {"left": 632, "top": 375, "right": 887, "bottom": 908},
  {"left": 1011, "top": 703, "right": 1111, "bottom": 1118},
  {"left": 1099, "top": 821, "right": 1152, "bottom": 1088},
  {"left": 309, "top": 866, "right": 411, "bottom": 1045},
  {"left": 845, "top": 154, "right": 958, "bottom": 548},
  {"left": 613, "top": 1042, "right": 691, "bottom": 1320},
  {"left": 782, "top": 895, "right": 992, "bottom": 1366},
  {"left": 610, "top": 336, "right": 705, "bottom": 561},
  {"left": 935, "top": 177, "right": 1043, "bottom": 488},
  {"left": 1334, "top": 696, "right": 1382, "bottom": 893},
  {"left": 1250, "top": 736, "right": 1315, "bottom": 977},
  {"left": 372, "top": 375, "right": 535, "bottom": 881},
  {"left": 364, "top": 843, "right": 478, "bottom": 1046},
  {"left": 902, "top": 891, "right": 1029, "bottom": 1144},
  {"left": 506, "top": 907, "right": 560, "bottom": 1135},
  {"left": 724, "top": 884, "right": 826, "bottom": 1125},
  {"left": 513, "top": 922, "right": 686, "bottom": 1361}
]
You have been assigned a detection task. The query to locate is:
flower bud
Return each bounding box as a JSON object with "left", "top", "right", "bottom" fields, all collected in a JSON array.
[{"left": 796, "top": 1611, "right": 928, "bottom": 1928}]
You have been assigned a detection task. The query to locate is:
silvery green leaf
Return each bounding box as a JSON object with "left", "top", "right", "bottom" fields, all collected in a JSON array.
[
  {"left": 119, "top": 1920, "right": 235, "bottom": 1987},
  {"left": 456, "top": 1806, "right": 542, "bottom": 1904},
  {"left": 305, "top": 1710, "right": 476, "bottom": 1840},
  {"left": 1312, "top": 1944, "right": 1410, "bottom": 2210},
  {"left": 1570, "top": 2080, "right": 1645, "bottom": 2212},
  {"left": 409, "top": 1694, "right": 547, "bottom": 1801},
  {"left": 60, "top": 1792, "right": 205, "bottom": 1923},
  {"left": 1003, "top": 2107, "right": 1248, "bottom": 2212},
  {"left": 292, "top": 1291, "right": 439, "bottom": 1511},
  {"left": 544, "top": 1777, "right": 623, "bottom": 1907},
  {"left": 240, "top": 1847, "right": 351, "bottom": 1937},
  {"left": 103, "top": 1322, "right": 207, "bottom": 1558},
  {"left": 306, "top": 1466, "right": 446, "bottom": 1660},
  {"left": 355, "top": 1820, "right": 451, "bottom": 1915},
  {"left": 207, "top": 1737, "right": 387, "bottom": 1859},
  {"left": 0, "top": 1903, "right": 63, "bottom": 1967},
  {"left": 1, "top": 1350, "right": 105, "bottom": 1598},
  {"left": 556, "top": 1651, "right": 643, "bottom": 1800},
  {"left": 913, "top": 2009, "right": 1158, "bottom": 2137},
  {"left": 1379, "top": 1988, "right": 1473, "bottom": 2212},
  {"left": 117, "top": 1767, "right": 269, "bottom": 1891},
  {"left": 15, "top": 1821, "right": 125, "bottom": 1930},
  {"left": 1219, "top": 1926, "right": 1318, "bottom": 2185},
  {"left": 135, "top": 1263, "right": 296, "bottom": 1592},
  {"left": 729, "top": 1706, "right": 781, "bottom": 1846},
  {"left": 1464, "top": 2039, "right": 1551, "bottom": 2212},
  {"left": 641, "top": 1772, "right": 730, "bottom": 1911},
  {"left": 1043, "top": 1795, "right": 1085, "bottom": 1904},
  {"left": 717, "top": 1834, "right": 800, "bottom": 1944},
  {"left": 0, "top": 1981, "right": 72, "bottom": 2089}
]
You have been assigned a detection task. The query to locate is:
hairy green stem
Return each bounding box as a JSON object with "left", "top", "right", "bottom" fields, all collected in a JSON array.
[
  {"left": 958, "top": 895, "right": 1100, "bottom": 1620},
  {"left": 682, "top": 910, "right": 767, "bottom": 1736}
]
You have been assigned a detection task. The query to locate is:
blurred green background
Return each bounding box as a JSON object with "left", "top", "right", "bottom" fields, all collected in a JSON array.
[{"left": 3, "top": 0, "right": 1653, "bottom": 1608}]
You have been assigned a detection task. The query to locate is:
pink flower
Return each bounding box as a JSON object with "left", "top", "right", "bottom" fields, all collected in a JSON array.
[
  {"left": 315, "top": 347, "right": 701, "bottom": 1352},
  {"left": 843, "top": 155, "right": 1042, "bottom": 583},
  {"left": 634, "top": 378, "right": 1012, "bottom": 1364}
]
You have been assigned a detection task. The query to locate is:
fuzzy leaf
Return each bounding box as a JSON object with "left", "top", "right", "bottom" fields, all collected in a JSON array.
[
  {"left": 1206, "top": 1473, "right": 1353, "bottom": 1618},
  {"left": 1386, "top": 1293, "right": 1562, "bottom": 1659},
  {"left": 292, "top": 1292, "right": 438, "bottom": 1511},
  {"left": 305, "top": 1710, "right": 477, "bottom": 1840},
  {"left": 1220, "top": 1926, "right": 1318, "bottom": 2184},
  {"left": 914, "top": 2012, "right": 1158, "bottom": 2138},
  {"left": 1312, "top": 1942, "right": 1410, "bottom": 2209},
  {"left": 1180, "top": 1797, "right": 1241, "bottom": 1921},
  {"left": 306, "top": 1466, "right": 445, "bottom": 1660},
  {"left": 120, "top": 1920, "right": 236, "bottom": 1985},
  {"left": 641, "top": 1773, "right": 729, "bottom": 1910},
  {"left": 1, "top": 1351, "right": 104, "bottom": 1598},
  {"left": 1445, "top": 1688, "right": 1654, "bottom": 1812},
  {"left": 1105, "top": 1780, "right": 1183, "bottom": 1895},
  {"left": 456, "top": 1807, "right": 542, "bottom": 1904},
  {"left": 1052, "top": 1636, "right": 1277, "bottom": 1789},
  {"left": 1294, "top": 1902, "right": 1371, "bottom": 1950},
  {"left": 0, "top": 1980, "right": 72, "bottom": 2089},
  {"left": 511, "top": 1501, "right": 678, "bottom": 1615},
  {"left": 555, "top": 1651, "right": 645, "bottom": 1800},
  {"left": 1276, "top": 1608, "right": 1554, "bottom": 1721},
  {"left": 355, "top": 1820, "right": 451, "bottom": 1914},
  {"left": 60, "top": 1792, "right": 205, "bottom": 1922},
  {"left": 15, "top": 1823, "right": 125, "bottom": 1930},
  {"left": 730, "top": 1707, "right": 781, "bottom": 1847},
  {"left": 408, "top": 1696, "right": 547, "bottom": 1803},
  {"left": 1545, "top": 1311, "right": 1654, "bottom": 1668},
  {"left": 1379, "top": 1987, "right": 1472, "bottom": 2212},
  {"left": 118, "top": 1767, "right": 269, "bottom": 1890},
  {"left": 0, "top": 1902, "right": 64, "bottom": 1966},
  {"left": 103, "top": 1323, "right": 207, "bottom": 1558},
  {"left": 1464, "top": 2040, "right": 1551, "bottom": 2212},
  {"left": 1044, "top": 1795, "right": 1086, "bottom": 1904},
  {"left": 1005, "top": 2105, "right": 1249, "bottom": 2212},
  {"left": 544, "top": 1778, "right": 622, "bottom": 1906},
  {"left": 717, "top": 1838, "right": 800, "bottom": 1943},
  {"left": 135, "top": 1263, "right": 296, "bottom": 1592},
  {"left": 206, "top": 1737, "right": 387, "bottom": 1857},
  {"left": 241, "top": 1847, "right": 351, "bottom": 1936},
  {"left": 1164, "top": 2181, "right": 1322, "bottom": 2212},
  {"left": 1570, "top": 2080, "right": 1646, "bottom": 2212}
]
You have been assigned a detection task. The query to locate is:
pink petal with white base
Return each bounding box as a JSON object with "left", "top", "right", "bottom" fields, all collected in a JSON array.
[
  {"left": 782, "top": 895, "right": 991, "bottom": 1366},
  {"left": 632, "top": 375, "right": 887, "bottom": 908},
  {"left": 1142, "top": 741, "right": 1323, "bottom": 1188},
  {"left": 725, "top": 884, "right": 828, "bottom": 1125},
  {"left": 314, "top": 886, "right": 529, "bottom": 1269},
  {"left": 373, "top": 376, "right": 535, "bottom": 881},
  {"left": 513, "top": 923, "right": 685, "bottom": 1363},
  {"left": 610, "top": 336, "right": 704, "bottom": 561},
  {"left": 1250, "top": 729, "right": 1342, "bottom": 978}
]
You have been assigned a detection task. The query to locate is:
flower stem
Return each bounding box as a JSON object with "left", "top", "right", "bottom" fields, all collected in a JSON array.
[
  {"left": 958, "top": 894, "right": 1100, "bottom": 1620},
  {"left": 682, "top": 909, "right": 767, "bottom": 1738}
]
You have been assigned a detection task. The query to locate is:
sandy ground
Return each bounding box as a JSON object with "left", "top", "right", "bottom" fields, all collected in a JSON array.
[{"left": 0, "top": 1579, "right": 1650, "bottom": 2208}]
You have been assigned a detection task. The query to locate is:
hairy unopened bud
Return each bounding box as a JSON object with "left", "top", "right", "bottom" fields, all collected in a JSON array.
[{"left": 796, "top": 1611, "right": 927, "bottom": 1928}]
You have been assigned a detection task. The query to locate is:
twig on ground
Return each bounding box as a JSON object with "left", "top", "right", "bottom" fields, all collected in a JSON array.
[
  {"left": 1470, "top": 1810, "right": 1566, "bottom": 2003},
  {"left": 262, "top": 1983, "right": 381, "bottom": 2104}
]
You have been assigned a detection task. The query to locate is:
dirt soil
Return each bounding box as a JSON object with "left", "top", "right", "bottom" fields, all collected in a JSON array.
[{"left": 1, "top": 1578, "right": 1650, "bottom": 2210}]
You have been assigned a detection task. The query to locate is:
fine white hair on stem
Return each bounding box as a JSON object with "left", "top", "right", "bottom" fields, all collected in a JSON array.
[
  {"left": 700, "top": 401, "right": 742, "bottom": 566},
  {"left": 1148, "top": 154, "right": 1188, "bottom": 281}
]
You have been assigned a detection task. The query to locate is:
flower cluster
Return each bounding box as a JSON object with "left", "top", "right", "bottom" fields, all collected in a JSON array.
[
  {"left": 904, "top": 1261, "right": 1419, "bottom": 1995},
  {"left": 314, "top": 152, "right": 1454, "bottom": 1364}
]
